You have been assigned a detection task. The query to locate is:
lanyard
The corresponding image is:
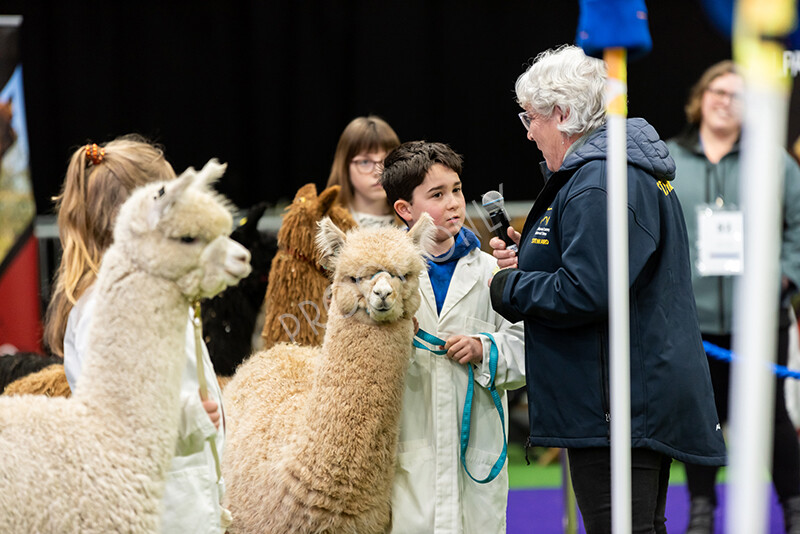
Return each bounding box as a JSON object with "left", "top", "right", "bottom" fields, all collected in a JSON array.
[{"left": 413, "top": 328, "right": 507, "bottom": 484}]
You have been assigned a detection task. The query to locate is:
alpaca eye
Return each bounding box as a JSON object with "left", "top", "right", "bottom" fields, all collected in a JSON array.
[
  {"left": 180, "top": 236, "right": 197, "bottom": 244},
  {"left": 349, "top": 276, "right": 358, "bottom": 284}
]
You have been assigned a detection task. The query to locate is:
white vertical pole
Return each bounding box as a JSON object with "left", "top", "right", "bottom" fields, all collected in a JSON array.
[
  {"left": 727, "top": 54, "right": 789, "bottom": 534},
  {"left": 605, "top": 47, "right": 632, "bottom": 534},
  {"left": 727, "top": 1, "right": 793, "bottom": 531}
]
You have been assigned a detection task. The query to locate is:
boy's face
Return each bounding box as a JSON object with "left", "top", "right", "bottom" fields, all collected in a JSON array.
[{"left": 394, "top": 163, "right": 465, "bottom": 249}]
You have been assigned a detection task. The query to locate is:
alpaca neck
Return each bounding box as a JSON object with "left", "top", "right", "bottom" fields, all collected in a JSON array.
[
  {"left": 291, "top": 306, "right": 413, "bottom": 492},
  {"left": 73, "top": 251, "right": 189, "bottom": 448}
]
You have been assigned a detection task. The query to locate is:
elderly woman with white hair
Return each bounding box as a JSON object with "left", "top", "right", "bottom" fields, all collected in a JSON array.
[{"left": 488, "top": 45, "right": 726, "bottom": 534}]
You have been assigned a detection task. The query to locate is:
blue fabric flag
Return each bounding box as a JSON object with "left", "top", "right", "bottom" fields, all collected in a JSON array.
[{"left": 576, "top": 0, "right": 653, "bottom": 61}]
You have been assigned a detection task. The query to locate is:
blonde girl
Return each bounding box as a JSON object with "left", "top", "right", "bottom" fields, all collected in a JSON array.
[
  {"left": 43, "top": 135, "right": 175, "bottom": 356},
  {"left": 43, "top": 135, "right": 230, "bottom": 533}
]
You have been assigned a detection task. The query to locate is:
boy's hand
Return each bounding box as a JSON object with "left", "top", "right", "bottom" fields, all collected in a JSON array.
[
  {"left": 489, "top": 226, "right": 520, "bottom": 269},
  {"left": 444, "top": 335, "right": 483, "bottom": 365},
  {"left": 202, "top": 397, "right": 221, "bottom": 430}
]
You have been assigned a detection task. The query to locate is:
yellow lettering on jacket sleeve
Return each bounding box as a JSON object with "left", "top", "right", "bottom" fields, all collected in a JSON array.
[{"left": 657, "top": 181, "right": 674, "bottom": 196}]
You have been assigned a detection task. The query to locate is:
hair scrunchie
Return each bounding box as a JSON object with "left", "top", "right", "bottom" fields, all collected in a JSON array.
[{"left": 85, "top": 143, "right": 105, "bottom": 165}]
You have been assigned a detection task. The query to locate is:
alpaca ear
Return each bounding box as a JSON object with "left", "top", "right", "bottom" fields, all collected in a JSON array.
[
  {"left": 293, "top": 183, "right": 318, "bottom": 204},
  {"left": 147, "top": 172, "right": 193, "bottom": 228},
  {"left": 237, "top": 202, "right": 268, "bottom": 235},
  {"left": 147, "top": 159, "right": 228, "bottom": 228},
  {"left": 408, "top": 212, "right": 436, "bottom": 259},
  {"left": 315, "top": 216, "right": 347, "bottom": 271},
  {"left": 195, "top": 158, "right": 227, "bottom": 188},
  {"left": 317, "top": 185, "right": 341, "bottom": 216}
]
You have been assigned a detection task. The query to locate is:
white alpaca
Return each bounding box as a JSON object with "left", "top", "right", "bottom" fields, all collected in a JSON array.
[
  {"left": 222, "top": 213, "right": 435, "bottom": 534},
  {"left": 0, "top": 159, "right": 251, "bottom": 533}
]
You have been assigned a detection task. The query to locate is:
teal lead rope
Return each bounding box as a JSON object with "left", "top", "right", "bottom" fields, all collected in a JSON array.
[
  {"left": 413, "top": 328, "right": 507, "bottom": 484},
  {"left": 412, "top": 328, "right": 448, "bottom": 355}
]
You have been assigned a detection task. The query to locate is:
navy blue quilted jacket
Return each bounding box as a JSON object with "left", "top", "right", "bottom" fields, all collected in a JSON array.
[{"left": 490, "top": 118, "right": 726, "bottom": 465}]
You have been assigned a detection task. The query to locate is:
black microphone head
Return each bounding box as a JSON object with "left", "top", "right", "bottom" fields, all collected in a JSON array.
[{"left": 481, "top": 190, "right": 505, "bottom": 211}]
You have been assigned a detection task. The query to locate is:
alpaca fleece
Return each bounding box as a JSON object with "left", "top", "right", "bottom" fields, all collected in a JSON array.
[
  {"left": 260, "top": 183, "right": 355, "bottom": 350},
  {"left": 222, "top": 214, "right": 435, "bottom": 534},
  {"left": 0, "top": 159, "right": 250, "bottom": 533},
  {"left": 0, "top": 352, "right": 62, "bottom": 393},
  {"left": 4, "top": 363, "right": 70, "bottom": 397}
]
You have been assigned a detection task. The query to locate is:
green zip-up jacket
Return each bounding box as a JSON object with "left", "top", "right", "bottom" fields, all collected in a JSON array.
[{"left": 667, "top": 126, "right": 800, "bottom": 334}]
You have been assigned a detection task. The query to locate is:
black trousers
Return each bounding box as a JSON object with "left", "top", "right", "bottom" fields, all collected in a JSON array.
[
  {"left": 685, "top": 326, "right": 800, "bottom": 505},
  {"left": 568, "top": 447, "right": 672, "bottom": 534}
]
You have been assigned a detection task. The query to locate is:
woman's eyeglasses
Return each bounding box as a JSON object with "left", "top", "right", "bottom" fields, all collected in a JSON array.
[
  {"left": 518, "top": 111, "right": 534, "bottom": 131},
  {"left": 706, "top": 87, "right": 742, "bottom": 104},
  {"left": 351, "top": 158, "right": 383, "bottom": 174}
]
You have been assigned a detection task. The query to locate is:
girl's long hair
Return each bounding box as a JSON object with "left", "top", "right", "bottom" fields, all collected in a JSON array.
[{"left": 43, "top": 135, "right": 175, "bottom": 355}]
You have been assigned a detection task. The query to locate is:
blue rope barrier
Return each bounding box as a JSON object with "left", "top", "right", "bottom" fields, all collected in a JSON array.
[{"left": 703, "top": 340, "right": 800, "bottom": 380}]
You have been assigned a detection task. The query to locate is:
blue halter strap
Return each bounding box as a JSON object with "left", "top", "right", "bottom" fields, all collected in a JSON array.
[{"left": 412, "top": 328, "right": 507, "bottom": 484}]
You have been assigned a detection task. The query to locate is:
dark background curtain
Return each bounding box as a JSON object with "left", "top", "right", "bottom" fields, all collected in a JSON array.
[{"left": 4, "top": 0, "right": 799, "bottom": 215}]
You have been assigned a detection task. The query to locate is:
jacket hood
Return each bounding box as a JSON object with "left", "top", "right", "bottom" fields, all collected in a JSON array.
[{"left": 552, "top": 117, "right": 676, "bottom": 182}]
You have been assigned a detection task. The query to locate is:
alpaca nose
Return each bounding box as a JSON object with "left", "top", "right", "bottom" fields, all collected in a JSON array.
[
  {"left": 234, "top": 246, "right": 250, "bottom": 264},
  {"left": 225, "top": 240, "right": 252, "bottom": 279},
  {"left": 372, "top": 277, "right": 393, "bottom": 301},
  {"left": 373, "top": 285, "right": 391, "bottom": 301}
]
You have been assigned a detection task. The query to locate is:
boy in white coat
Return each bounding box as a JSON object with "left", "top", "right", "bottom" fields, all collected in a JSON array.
[{"left": 380, "top": 141, "right": 525, "bottom": 533}]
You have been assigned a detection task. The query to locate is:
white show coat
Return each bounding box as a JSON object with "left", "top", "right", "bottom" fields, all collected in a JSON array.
[
  {"left": 64, "top": 287, "right": 228, "bottom": 534},
  {"left": 391, "top": 248, "right": 526, "bottom": 534}
]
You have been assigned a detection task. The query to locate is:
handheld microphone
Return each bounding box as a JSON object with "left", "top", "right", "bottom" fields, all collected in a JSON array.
[{"left": 481, "top": 190, "right": 518, "bottom": 253}]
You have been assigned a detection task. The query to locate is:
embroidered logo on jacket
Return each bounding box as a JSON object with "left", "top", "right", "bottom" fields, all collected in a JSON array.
[
  {"left": 532, "top": 208, "right": 552, "bottom": 245},
  {"left": 657, "top": 180, "right": 674, "bottom": 196}
]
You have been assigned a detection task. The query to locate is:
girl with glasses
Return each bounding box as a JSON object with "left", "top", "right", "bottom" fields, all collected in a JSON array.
[{"left": 326, "top": 115, "right": 400, "bottom": 228}]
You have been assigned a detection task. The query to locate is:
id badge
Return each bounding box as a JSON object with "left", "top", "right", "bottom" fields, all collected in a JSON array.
[{"left": 695, "top": 204, "right": 744, "bottom": 276}]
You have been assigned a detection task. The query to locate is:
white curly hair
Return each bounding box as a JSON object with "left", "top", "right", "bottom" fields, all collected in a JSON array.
[{"left": 515, "top": 44, "right": 608, "bottom": 137}]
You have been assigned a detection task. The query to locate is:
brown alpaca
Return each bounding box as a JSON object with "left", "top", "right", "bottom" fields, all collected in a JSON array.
[
  {"left": 260, "top": 183, "right": 356, "bottom": 350},
  {"left": 4, "top": 364, "right": 71, "bottom": 398},
  {"left": 222, "top": 213, "right": 435, "bottom": 534}
]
